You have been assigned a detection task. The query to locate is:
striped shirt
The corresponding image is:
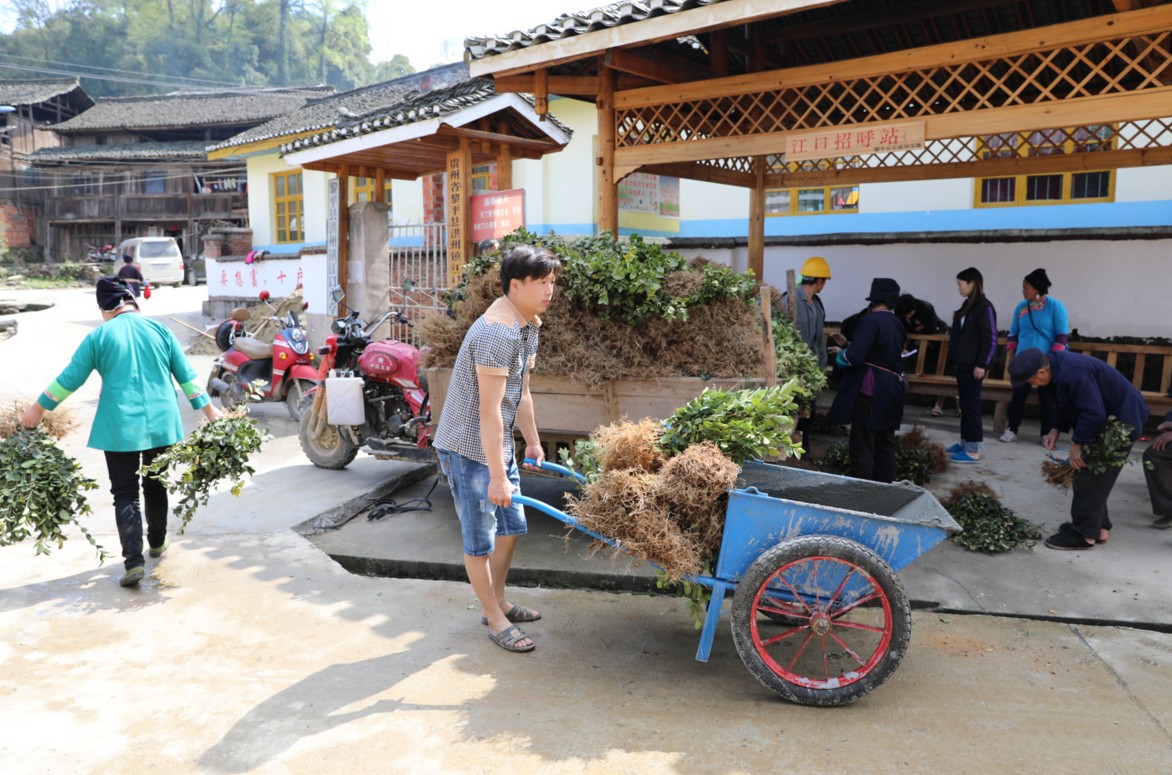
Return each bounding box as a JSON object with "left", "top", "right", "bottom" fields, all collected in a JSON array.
[{"left": 432, "top": 296, "right": 540, "bottom": 466}]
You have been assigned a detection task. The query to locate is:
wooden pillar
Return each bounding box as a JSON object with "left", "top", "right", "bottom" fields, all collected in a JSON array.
[
  {"left": 496, "top": 141, "right": 513, "bottom": 190},
  {"left": 446, "top": 137, "right": 472, "bottom": 287},
  {"left": 711, "top": 30, "right": 729, "bottom": 76},
  {"left": 748, "top": 157, "right": 766, "bottom": 284},
  {"left": 374, "top": 168, "right": 386, "bottom": 205},
  {"left": 338, "top": 165, "right": 349, "bottom": 294},
  {"left": 597, "top": 62, "right": 618, "bottom": 236}
]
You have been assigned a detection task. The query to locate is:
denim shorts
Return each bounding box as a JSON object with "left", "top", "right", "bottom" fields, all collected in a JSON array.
[{"left": 436, "top": 448, "right": 526, "bottom": 557}]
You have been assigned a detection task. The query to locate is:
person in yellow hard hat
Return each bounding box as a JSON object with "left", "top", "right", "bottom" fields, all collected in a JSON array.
[
  {"left": 785, "top": 256, "right": 832, "bottom": 369},
  {"left": 781, "top": 256, "right": 835, "bottom": 448}
]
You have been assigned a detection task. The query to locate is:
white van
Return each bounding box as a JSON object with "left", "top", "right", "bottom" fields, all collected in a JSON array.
[{"left": 118, "top": 237, "right": 184, "bottom": 287}]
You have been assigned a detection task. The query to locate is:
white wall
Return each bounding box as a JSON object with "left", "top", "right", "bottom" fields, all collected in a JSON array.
[
  {"left": 1117, "top": 166, "right": 1172, "bottom": 202},
  {"left": 245, "top": 154, "right": 332, "bottom": 245},
  {"left": 676, "top": 239, "right": 1172, "bottom": 338},
  {"left": 860, "top": 178, "right": 973, "bottom": 213}
]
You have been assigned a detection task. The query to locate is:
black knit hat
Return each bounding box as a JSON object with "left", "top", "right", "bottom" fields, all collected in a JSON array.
[
  {"left": 1024, "top": 268, "right": 1051, "bottom": 295},
  {"left": 96, "top": 276, "right": 136, "bottom": 311}
]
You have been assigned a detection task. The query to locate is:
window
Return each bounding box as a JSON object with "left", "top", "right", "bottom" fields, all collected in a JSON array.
[
  {"left": 350, "top": 176, "right": 392, "bottom": 205},
  {"left": 70, "top": 174, "right": 94, "bottom": 196},
  {"left": 143, "top": 169, "right": 166, "bottom": 194},
  {"left": 471, "top": 164, "right": 494, "bottom": 194},
  {"left": 272, "top": 170, "right": 304, "bottom": 243},
  {"left": 975, "top": 125, "right": 1114, "bottom": 207},
  {"left": 765, "top": 185, "right": 858, "bottom": 216}
]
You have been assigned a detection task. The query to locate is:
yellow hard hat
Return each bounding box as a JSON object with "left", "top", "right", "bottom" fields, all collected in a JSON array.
[{"left": 801, "top": 256, "right": 831, "bottom": 279}]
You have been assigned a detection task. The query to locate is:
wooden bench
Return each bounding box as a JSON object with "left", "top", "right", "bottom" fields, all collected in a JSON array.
[{"left": 901, "top": 333, "right": 1172, "bottom": 432}]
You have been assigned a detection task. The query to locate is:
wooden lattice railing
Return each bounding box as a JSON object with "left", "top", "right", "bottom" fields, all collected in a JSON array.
[{"left": 616, "top": 26, "right": 1172, "bottom": 149}]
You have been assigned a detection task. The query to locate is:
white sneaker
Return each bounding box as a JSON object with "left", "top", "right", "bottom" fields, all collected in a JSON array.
[{"left": 999, "top": 429, "right": 1017, "bottom": 443}]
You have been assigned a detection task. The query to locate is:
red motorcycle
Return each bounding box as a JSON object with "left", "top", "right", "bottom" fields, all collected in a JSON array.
[
  {"left": 206, "top": 291, "right": 318, "bottom": 420},
  {"left": 298, "top": 296, "right": 431, "bottom": 469}
]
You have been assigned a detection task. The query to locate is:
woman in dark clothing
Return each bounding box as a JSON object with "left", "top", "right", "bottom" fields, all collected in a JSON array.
[
  {"left": 946, "top": 267, "right": 997, "bottom": 463},
  {"left": 828, "top": 278, "right": 907, "bottom": 483}
]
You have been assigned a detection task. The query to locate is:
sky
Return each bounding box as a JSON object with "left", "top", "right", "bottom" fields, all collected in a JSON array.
[{"left": 367, "top": 0, "right": 572, "bottom": 70}]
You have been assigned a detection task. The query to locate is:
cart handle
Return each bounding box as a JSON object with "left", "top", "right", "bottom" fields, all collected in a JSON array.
[{"left": 523, "top": 458, "right": 588, "bottom": 484}]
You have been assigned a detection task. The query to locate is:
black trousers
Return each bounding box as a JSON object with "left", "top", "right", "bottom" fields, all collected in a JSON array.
[
  {"left": 1007, "top": 381, "right": 1057, "bottom": 435},
  {"left": 955, "top": 368, "right": 984, "bottom": 443},
  {"left": 104, "top": 447, "right": 169, "bottom": 570},
  {"left": 849, "top": 394, "right": 897, "bottom": 484},
  {"left": 1144, "top": 444, "right": 1172, "bottom": 518},
  {"left": 1069, "top": 442, "right": 1133, "bottom": 540}
]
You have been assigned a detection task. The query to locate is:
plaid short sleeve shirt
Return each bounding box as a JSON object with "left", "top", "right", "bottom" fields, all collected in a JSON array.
[{"left": 433, "top": 296, "right": 540, "bottom": 466}]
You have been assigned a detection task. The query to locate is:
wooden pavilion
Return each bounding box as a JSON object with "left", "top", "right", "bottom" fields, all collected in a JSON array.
[{"left": 465, "top": 0, "right": 1172, "bottom": 280}]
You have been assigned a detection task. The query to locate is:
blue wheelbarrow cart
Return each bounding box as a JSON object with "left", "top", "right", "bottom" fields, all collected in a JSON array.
[{"left": 515, "top": 459, "right": 961, "bottom": 707}]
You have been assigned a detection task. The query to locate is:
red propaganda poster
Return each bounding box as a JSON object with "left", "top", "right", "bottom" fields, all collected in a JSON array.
[{"left": 471, "top": 189, "right": 525, "bottom": 243}]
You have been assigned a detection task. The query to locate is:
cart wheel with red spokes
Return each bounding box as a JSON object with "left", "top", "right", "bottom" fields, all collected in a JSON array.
[{"left": 730, "top": 535, "right": 911, "bottom": 707}]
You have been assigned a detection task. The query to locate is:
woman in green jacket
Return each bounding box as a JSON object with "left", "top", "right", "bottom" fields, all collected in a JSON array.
[{"left": 22, "top": 276, "right": 221, "bottom": 587}]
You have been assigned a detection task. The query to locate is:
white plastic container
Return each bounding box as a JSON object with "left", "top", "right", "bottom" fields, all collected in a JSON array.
[{"left": 325, "top": 373, "right": 365, "bottom": 426}]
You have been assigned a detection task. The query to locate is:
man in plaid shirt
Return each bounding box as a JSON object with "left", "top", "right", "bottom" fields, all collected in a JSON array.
[{"left": 434, "top": 244, "right": 560, "bottom": 653}]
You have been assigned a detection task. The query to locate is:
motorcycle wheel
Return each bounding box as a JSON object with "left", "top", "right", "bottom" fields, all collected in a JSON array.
[
  {"left": 298, "top": 396, "right": 358, "bottom": 469},
  {"left": 284, "top": 379, "right": 314, "bottom": 421},
  {"left": 216, "top": 373, "right": 247, "bottom": 412}
]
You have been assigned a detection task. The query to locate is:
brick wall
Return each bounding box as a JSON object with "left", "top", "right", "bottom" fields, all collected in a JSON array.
[
  {"left": 0, "top": 203, "right": 35, "bottom": 248},
  {"left": 422, "top": 174, "right": 446, "bottom": 224}
]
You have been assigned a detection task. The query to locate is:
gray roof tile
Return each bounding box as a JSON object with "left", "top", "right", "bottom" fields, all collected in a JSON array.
[
  {"left": 210, "top": 63, "right": 470, "bottom": 153},
  {"left": 280, "top": 76, "right": 570, "bottom": 154},
  {"left": 51, "top": 86, "right": 333, "bottom": 132},
  {"left": 464, "top": 0, "right": 726, "bottom": 58},
  {"left": 0, "top": 78, "right": 94, "bottom": 110},
  {"left": 27, "top": 140, "right": 211, "bottom": 163}
]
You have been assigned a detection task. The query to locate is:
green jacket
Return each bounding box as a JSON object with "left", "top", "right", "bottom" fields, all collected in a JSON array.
[{"left": 37, "top": 312, "right": 210, "bottom": 452}]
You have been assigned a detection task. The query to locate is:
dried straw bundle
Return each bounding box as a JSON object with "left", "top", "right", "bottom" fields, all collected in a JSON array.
[
  {"left": 653, "top": 441, "right": 740, "bottom": 560},
  {"left": 0, "top": 401, "right": 76, "bottom": 440},
  {"left": 593, "top": 418, "right": 665, "bottom": 473},
  {"left": 565, "top": 469, "right": 702, "bottom": 581},
  {"left": 422, "top": 269, "right": 764, "bottom": 388}
]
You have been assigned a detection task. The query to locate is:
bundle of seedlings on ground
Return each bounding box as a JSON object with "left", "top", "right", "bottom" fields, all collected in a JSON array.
[
  {"left": 898, "top": 426, "right": 950, "bottom": 474},
  {"left": 1, "top": 416, "right": 105, "bottom": 561},
  {"left": 418, "top": 229, "right": 781, "bottom": 388},
  {"left": 1041, "top": 417, "right": 1135, "bottom": 491},
  {"left": 141, "top": 409, "right": 271, "bottom": 532},
  {"left": 942, "top": 481, "right": 1042, "bottom": 554},
  {"left": 818, "top": 432, "right": 938, "bottom": 485}
]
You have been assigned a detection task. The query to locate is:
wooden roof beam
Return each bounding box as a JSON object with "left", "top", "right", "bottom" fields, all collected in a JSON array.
[
  {"left": 435, "top": 125, "right": 562, "bottom": 151},
  {"left": 762, "top": 0, "right": 1021, "bottom": 45},
  {"left": 494, "top": 74, "right": 598, "bottom": 95},
  {"left": 765, "top": 146, "right": 1172, "bottom": 188},
  {"left": 604, "top": 48, "right": 711, "bottom": 85},
  {"left": 637, "top": 160, "right": 755, "bottom": 188},
  {"left": 615, "top": 88, "right": 1172, "bottom": 170}
]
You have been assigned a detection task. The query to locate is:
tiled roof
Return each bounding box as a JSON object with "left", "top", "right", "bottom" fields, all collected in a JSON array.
[
  {"left": 0, "top": 78, "right": 94, "bottom": 109},
  {"left": 210, "top": 63, "right": 470, "bottom": 152},
  {"left": 26, "top": 140, "right": 212, "bottom": 163},
  {"left": 464, "top": 0, "right": 727, "bottom": 58},
  {"left": 51, "top": 86, "right": 333, "bottom": 132},
  {"left": 280, "top": 77, "right": 571, "bottom": 154}
]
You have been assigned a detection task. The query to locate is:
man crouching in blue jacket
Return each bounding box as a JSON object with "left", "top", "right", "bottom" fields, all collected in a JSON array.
[{"left": 1007, "top": 348, "right": 1150, "bottom": 550}]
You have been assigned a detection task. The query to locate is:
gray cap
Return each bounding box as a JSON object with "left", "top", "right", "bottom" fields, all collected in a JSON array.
[{"left": 1007, "top": 348, "right": 1046, "bottom": 388}]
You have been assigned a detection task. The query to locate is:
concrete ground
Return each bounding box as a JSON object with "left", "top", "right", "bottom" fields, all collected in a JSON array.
[{"left": 1, "top": 286, "right": 1171, "bottom": 773}]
